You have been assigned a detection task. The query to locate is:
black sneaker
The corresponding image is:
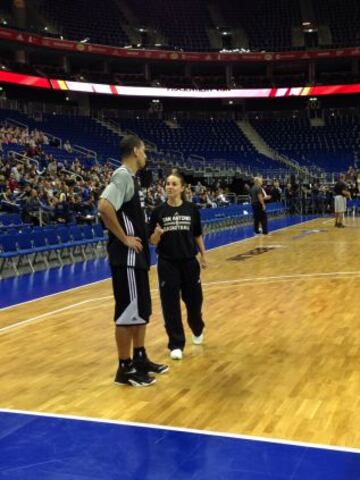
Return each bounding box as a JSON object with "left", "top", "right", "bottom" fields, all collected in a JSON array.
[
  {"left": 114, "top": 366, "right": 156, "bottom": 387},
  {"left": 133, "top": 358, "right": 169, "bottom": 375}
]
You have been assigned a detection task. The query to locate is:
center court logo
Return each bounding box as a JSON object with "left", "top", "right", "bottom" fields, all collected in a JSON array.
[
  {"left": 293, "top": 229, "right": 328, "bottom": 240},
  {"left": 228, "top": 246, "right": 283, "bottom": 262}
]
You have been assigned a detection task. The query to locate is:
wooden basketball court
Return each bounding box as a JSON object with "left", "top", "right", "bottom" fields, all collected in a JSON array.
[{"left": 1, "top": 217, "right": 360, "bottom": 448}]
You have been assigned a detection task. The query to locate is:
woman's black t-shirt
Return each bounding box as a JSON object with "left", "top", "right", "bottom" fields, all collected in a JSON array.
[{"left": 148, "top": 201, "right": 202, "bottom": 260}]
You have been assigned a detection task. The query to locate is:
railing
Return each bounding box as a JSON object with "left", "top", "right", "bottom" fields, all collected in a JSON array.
[
  {"left": 5, "top": 118, "right": 28, "bottom": 129},
  {"left": 9, "top": 150, "right": 39, "bottom": 169},
  {"left": 6, "top": 115, "right": 101, "bottom": 161},
  {"left": 107, "top": 157, "right": 121, "bottom": 168},
  {"left": 44, "top": 131, "right": 63, "bottom": 148},
  {"left": 6, "top": 117, "right": 63, "bottom": 148},
  {"left": 96, "top": 115, "right": 123, "bottom": 133},
  {"left": 107, "top": 119, "right": 123, "bottom": 132},
  {"left": 164, "top": 149, "right": 185, "bottom": 162},
  {"left": 188, "top": 154, "right": 206, "bottom": 169},
  {"left": 123, "top": 129, "right": 157, "bottom": 152},
  {"left": 63, "top": 169, "right": 83, "bottom": 182},
  {"left": 237, "top": 195, "right": 251, "bottom": 204},
  {"left": 73, "top": 144, "right": 97, "bottom": 160}
]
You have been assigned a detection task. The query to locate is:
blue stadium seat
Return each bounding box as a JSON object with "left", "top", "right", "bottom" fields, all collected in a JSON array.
[{"left": 0, "top": 234, "right": 19, "bottom": 277}]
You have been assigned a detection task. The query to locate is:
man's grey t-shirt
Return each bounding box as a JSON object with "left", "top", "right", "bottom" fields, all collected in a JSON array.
[
  {"left": 250, "top": 185, "right": 263, "bottom": 205},
  {"left": 100, "top": 166, "right": 134, "bottom": 210},
  {"left": 99, "top": 165, "right": 150, "bottom": 269}
]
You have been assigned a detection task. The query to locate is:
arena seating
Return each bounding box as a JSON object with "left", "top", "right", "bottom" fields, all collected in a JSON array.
[
  {"left": 2, "top": 106, "right": 359, "bottom": 174},
  {"left": 221, "top": 0, "right": 302, "bottom": 52},
  {"left": 1, "top": 110, "right": 120, "bottom": 162},
  {"left": 115, "top": 118, "right": 279, "bottom": 170},
  {"left": 13, "top": 0, "right": 360, "bottom": 53},
  {"left": 29, "top": 114, "right": 119, "bottom": 162},
  {"left": 129, "top": 0, "right": 213, "bottom": 51},
  {"left": 37, "top": 0, "right": 129, "bottom": 46},
  {"left": 313, "top": 0, "right": 360, "bottom": 47},
  {"left": 251, "top": 114, "right": 360, "bottom": 172},
  {"left": 0, "top": 222, "right": 107, "bottom": 278}
]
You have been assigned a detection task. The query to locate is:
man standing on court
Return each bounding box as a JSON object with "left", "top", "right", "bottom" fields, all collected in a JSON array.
[
  {"left": 250, "top": 176, "right": 270, "bottom": 235},
  {"left": 98, "top": 135, "right": 168, "bottom": 387},
  {"left": 334, "top": 174, "right": 351, "bottom": 228}
]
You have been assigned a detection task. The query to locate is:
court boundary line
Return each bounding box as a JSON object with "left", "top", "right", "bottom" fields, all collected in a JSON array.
[
  {"left": 0, "top": 298, "right": 112, "bottom": 334},
  {"left": 0, "top": 216, "right": 319, "bottom": 311},
  {"left": 1, "top": 269, "right": 359, "bottom": 334},
  {"left": 203, "top": 270, "right": 360, "bottom": 287},
  {"left": 0, "top": 407, "right": 359, "bottom": 455}
]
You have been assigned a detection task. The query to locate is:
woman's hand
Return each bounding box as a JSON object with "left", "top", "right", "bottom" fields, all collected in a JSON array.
[
  {"left": 154, "top": 223, "right": 164, "bottom": 239},
  {"left": 200, "top": 254, "right": 207, "bottom": 269},
  {"left": 150, "top": 223, "right": 164, "bottom": 245}
]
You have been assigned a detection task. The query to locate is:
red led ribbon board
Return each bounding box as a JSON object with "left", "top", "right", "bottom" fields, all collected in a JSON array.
[
  {"left": 49, "top": 81, "right": 360, "bottom": 98},
  {"left": 0, "top": 71, "right": 51, "bottom": 89},
  {"left": 1, "top": 71, "right": 360, "bottom": 98}
]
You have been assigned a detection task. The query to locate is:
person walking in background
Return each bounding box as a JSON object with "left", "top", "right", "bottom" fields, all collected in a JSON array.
[
  {"left": 250, "top": 176, "right": 271, "bottom": 235},
  {"left": 149, "top": 170, "right": 206, "bottom": 360},
  {"left": 98, "top": 135, "right": 168, "bottom": 387},
  {"left": 334, "top": 174, "right": 351, "bottom": 228}
]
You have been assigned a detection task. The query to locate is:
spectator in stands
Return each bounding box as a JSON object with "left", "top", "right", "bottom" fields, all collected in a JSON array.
[
  {"left": 48, "top": 158, "right": 58, "bottom": 177},
  {"left": 38, "top": 189, "right": 55, "bottom": 223},
  {"left": 199, "top": 188, "right": 217, "bottom": 208},
  {"left": 70, "top": 193, "right": 93, "bottom": 224},
  {"left": 49, "top": 137, "right": 60, "bottom": 147},
  {"left": 11, "top": 163, "right": 23, "bottom": 183},
  {"left": 17, "top": 184, "right": 32, "bottom": 202},
  {"left": 285, "top": 182, "right": 296, "bottom": 214},
  {"left": 0, "top": 173, "right": 6, "bottom": 193},
  {"left": 1, "top": 186, "right": 15, "bottom": 204},
  {"left": 42, "top": 133, "right": 49, "bottom": 145},
  {"left": 23, "top": 189, "right": 41, "bottom": 225},
  {"left": 216, "top": 187, "right": 230, "bottom": 206},
  {"left": 144, "top": 189, "right": 156, "bottom": 217},
  {"left": 185, "top": 185, "right": 193, "bottom": 202},
  {"left": 82, "top": 192, "right": 97, "bottom": 222},
  {"left": 149, "top": 170, "right": 206, "bottom": 361},
  {"left": 195, "top": 181, "right": 204, "bottom": 193},
  {"left": 63, "top": 139, "right": 73, "bottom": 153},
  {"left": 7, "top": 172, "right": 18, "bottom": 193},
  {"left": 271, "top": 180, "right": 282, "bottom": 202},
  {"left": 54, "top": 193, "right": 71, "bottom": 224},
  {"left": 311, "top": 183, "right": 323, "bottom": 214},
  {"left": 349, "top": 181, "right": 359, "bottom": 199},
  {"left": 198, "top": 189, "right": 209, "bottom": 208},
  {"left": 153, "top": 184, "right": 166, "bottom": 205}
]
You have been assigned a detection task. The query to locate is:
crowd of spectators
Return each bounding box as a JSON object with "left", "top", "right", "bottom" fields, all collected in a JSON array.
[
  {"left": 1, "top": 124, "right": 359, "bottom": 227},
  {"left": 264, "top": 167, "right": 359, "bottom": 215},
  {"left": 0, "top": 124, "right": 107, "bottom": 225},
  {"left": 143, "top": 180, "right": 232, "bottom": 217}
]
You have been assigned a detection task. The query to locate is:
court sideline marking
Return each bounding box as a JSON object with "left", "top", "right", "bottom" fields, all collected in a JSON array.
[{"left": 0, "top": 408, "right": 360, "bottom": 455}]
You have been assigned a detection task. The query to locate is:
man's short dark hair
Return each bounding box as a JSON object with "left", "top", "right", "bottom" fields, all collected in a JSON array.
[{"left": 120, "top": 135, "right": 143, "bottom": 159}]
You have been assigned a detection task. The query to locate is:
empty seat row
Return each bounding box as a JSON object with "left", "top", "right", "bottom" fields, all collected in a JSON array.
[
  {"left": 0, "top": 224, "right": 107, "bottom": 278},
  {"left": 0, "top": 214, "right": 24, "bottom": 227}
]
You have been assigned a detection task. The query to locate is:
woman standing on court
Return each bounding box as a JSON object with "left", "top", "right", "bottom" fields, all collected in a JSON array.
[{"left": 149, "top": 171, "right": 206, "bottom": 360}]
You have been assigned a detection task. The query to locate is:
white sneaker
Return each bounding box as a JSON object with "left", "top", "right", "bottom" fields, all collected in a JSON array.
[
  {"left": 192, "top": 333, "right": 204, "bottom": 345},
  {"left": 170, "top": 349, "right": 183, "bottom": 360}
]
